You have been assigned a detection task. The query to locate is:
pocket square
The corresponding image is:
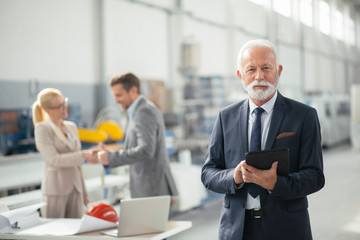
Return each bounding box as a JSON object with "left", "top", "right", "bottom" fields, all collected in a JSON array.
[{"left": 276, "top": 132, "right": 296, "bottom": 139}]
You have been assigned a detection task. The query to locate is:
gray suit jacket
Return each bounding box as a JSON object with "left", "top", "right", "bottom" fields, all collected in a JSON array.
[
  {"left": 108, "top": 97, "right": 178, "bottom": 198},
  {"left": 35, "top": 120, "right": 87, "bottom": 198},
  {"left": 201, "top": 92, "right": 325, "bottom": 240}
]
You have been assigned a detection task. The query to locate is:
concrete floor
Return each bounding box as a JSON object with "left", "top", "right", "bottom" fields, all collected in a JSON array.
[{"left": 169, "top": 143, "right": 360, "bottom": 240}]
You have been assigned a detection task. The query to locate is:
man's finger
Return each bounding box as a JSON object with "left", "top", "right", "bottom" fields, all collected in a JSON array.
[{"left": 99, "top": 142, "right": 107, "bottom": 150}]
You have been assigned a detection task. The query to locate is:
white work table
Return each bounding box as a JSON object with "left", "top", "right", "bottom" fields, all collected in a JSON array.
[
  {"left": 0, "top": 221, "right": 192, "bottom": 240},
  {"left": 0, "top": 152, "right": 43, "bottom": 192}
]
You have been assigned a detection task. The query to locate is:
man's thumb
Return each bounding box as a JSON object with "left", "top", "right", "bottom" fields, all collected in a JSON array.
[
  {"left": 99, "top": 142, "right": 106, "bottom": 150},
  {"left": 272, "top": 161, "right": 278, "bottom": 170}
]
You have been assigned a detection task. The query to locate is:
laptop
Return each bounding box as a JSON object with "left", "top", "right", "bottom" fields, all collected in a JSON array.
[{"left": 102, "top": 195, "right": 171, "bottom": 237}]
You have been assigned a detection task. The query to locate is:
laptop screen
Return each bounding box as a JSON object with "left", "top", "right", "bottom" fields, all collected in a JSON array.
[{"left": 102, "top": 195, "right": 171, "bottom": 237}]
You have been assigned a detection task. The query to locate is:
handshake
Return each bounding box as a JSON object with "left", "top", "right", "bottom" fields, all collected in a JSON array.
[{"left": 82, "top": 143, "right": 109, "bottom": 165}]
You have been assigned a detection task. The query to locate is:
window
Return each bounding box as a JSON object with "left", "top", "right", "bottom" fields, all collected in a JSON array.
[
  {"left": 248, "top": 0, "right": 264, "bottom": 5},
  {"left": 300, "top": 0, "right": 313, "bottom": 27},
  {"left": 334, "top": 10, "right": 344, "bottom": 41},
  {"left": 273, "top": 0, "right": 291, "bottom": 17},
  {"left": 345, "top": 16, "right": 355, "bottom": 46},
  {"left": 319, "top": 1, "right": 330, "bottom": 35}
]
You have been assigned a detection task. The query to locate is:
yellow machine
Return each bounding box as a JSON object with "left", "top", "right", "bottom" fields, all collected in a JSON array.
[{"left": 78, "top": 121, "right": 124, "bottom": 143}]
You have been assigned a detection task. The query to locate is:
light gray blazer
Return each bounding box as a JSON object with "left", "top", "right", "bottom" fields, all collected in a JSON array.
[
  {"left": 35, "top": 120, "right": 87, "bottom": 198},
  {"left": 108, "top": 98, "right": 178, "bottom": 198}
]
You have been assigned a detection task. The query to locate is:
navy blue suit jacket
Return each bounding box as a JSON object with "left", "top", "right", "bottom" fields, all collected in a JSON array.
[{"left": 201, "top": 92, "right": 325, "bottom": 240}]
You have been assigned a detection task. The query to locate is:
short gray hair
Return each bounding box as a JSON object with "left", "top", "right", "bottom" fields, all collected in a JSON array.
[{"left": 236, "top": 39, "right": 278, "bottom": 74}]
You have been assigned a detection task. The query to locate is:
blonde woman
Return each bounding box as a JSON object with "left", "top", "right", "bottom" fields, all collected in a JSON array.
[{"left": 32, "top": 88, "right": 95, "bottom": 218}]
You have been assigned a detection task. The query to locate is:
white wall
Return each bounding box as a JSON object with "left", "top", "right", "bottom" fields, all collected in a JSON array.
[
  {"left": 231, "top": 1, "right": 268, "bottom": 38},
  {"left": 182, "top": 18, "right": 228, "bottom": 76},
  {"left": 277, "top": 44, "right": 302, "bottom": 100},
  {"left": 319, "top": 56, "right": 333, "bottom": 92},
  {"left": 183, "top": 0, "right": 227, "bottom": 25},
  {"left": 0, "top": 0, "right": 359, "bottom": 113},
  {"left": 103, "top": 0, "right": 169, "bottom": 81},
  {"left": 0, "top": 0, "right": 98, "bottom": 84},
  {"left": 304, "top": 52, "right": 319, "bottom": 92}
]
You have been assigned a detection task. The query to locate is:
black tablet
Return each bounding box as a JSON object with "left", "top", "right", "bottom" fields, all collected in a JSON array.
[{"left": 245, "top": 148, "right": 289, "bottom": 176}]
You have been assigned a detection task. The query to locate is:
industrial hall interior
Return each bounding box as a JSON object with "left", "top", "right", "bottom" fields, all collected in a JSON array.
[{"left": 1, "top": 0, "right": 360, "bottom": 239}]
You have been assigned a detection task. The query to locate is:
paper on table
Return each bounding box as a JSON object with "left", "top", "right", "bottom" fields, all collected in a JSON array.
[
  {"left": 0, "top": 202, "right": 117, "bottom": 236},
  {"left": 18, "top": 214, "right": 117, "bottom": 236},
  {"left": 0, "top": 202, "right": 46, "bottom": 233},
  {"left": 0, "top": 202, "right": 46, "bottom": 225}
]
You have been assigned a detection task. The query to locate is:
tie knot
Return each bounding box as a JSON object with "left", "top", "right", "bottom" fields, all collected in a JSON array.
[{"left": 253, "top": 107, "right": 264, "bottom": 115}]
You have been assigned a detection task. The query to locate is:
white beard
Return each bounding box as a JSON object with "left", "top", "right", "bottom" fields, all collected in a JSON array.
[{"left": 242, "top": 79, "right": 277, "bottom": 101}]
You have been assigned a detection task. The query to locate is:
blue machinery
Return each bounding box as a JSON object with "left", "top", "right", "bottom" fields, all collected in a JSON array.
[
  {"left": 0, "top": 108, "right": 36, "bottom": 155},
  {"left": 0, "top": 104, "right": 82, "bottom": 155}
]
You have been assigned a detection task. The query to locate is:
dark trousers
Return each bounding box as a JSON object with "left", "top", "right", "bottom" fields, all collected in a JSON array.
[{"left": 242, "top": 210, "right": 266, "bottom": 240}]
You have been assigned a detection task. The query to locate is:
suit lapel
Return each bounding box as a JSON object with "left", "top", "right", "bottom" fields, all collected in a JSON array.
[
  {"left": 132, "top": 97, "right": 146, "bottom": 118},
  {"left": 125, "top": 97, "right": 146, "bottom": 148},
  {"left": 261, "top": 93, "right": 286, "bottom": 205},
  {"left": 265, "top": 93, "right": 286, "bottom": 150},
  {"left": 240, "top": 99, "right": 250, "bottom": 153},
  {"left": 46, "top": 119, "right": 72, "bottom": 149}
]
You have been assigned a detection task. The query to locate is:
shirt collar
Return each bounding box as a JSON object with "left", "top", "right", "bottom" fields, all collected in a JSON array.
[
  {"left": 127, "top": 95, "right": 144, "bottom": 120},
  {"left": 249, "top": 90, "right": 278, "bottom": 114}
]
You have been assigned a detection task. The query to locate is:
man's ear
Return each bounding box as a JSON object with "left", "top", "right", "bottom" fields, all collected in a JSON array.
[
  {"left": 237, "top": 70, "right": 242, "bottom": 80},
  {"left": 277, "top": 65, "right": 283, "bottom": 78},
  {"left": 130, "top": 86, "right": 138, "bottom": 94}
]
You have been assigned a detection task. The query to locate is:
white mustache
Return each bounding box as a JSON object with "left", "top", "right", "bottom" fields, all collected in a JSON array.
[
  {"left": 242, "top": 79, "right": 277, "bottom": 101},
  {"left": 249, "top": 80, "right": 270, "bottom": 87}
]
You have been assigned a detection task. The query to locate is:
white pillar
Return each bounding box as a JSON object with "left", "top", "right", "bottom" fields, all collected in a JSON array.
[{"left": 350, "top": 84, "right": 360, "bottom": 150}]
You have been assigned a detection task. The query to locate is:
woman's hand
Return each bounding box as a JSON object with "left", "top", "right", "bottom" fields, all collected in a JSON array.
[{"left": 82, "top": 149, "right": 99, "bottom": 164}]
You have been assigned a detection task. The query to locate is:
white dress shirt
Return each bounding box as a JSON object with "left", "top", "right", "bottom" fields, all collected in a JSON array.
[
  {"left": 127, "top": 95, "right": 144, "bottom": 121},
  {"left": 245, "top": 91, "right": 278, "bottom": 209},
  {"left": 64, "top": 127, "right": 76, "bottom": 151}
]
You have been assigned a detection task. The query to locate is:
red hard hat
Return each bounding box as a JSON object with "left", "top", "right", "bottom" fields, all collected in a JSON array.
[{"left": 85, "top": 203, "right": 118, "bottom": 222}]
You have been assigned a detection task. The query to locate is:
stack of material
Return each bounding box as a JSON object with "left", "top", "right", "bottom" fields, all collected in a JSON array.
[{"left": 351, "top": 84, "right": 360, "bottom": 150}]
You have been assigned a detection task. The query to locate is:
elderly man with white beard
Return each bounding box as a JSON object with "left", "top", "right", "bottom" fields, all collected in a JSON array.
[{"left": 201, "top": 39, "right": 325, "bottom": 240}]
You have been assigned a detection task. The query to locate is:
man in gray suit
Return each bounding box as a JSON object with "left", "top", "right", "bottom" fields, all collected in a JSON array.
[
  {"left": 201, "top": 39, "right": 325, "bottom": 240},
  {"left": 97, "top": 72, "right": 178, "bottom": 199}
]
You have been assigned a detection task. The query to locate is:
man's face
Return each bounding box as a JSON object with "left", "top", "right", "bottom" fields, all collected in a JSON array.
[
  {"left": 239, "top": 47, "right": 282, "bottom": 101},
  {"left": 111, "top": 84, "right": 136, "bottom": 110}
]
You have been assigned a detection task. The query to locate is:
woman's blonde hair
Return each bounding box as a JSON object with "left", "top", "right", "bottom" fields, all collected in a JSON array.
[{"left": 32, "top": 88, "right": 63, "bottom": 125}]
